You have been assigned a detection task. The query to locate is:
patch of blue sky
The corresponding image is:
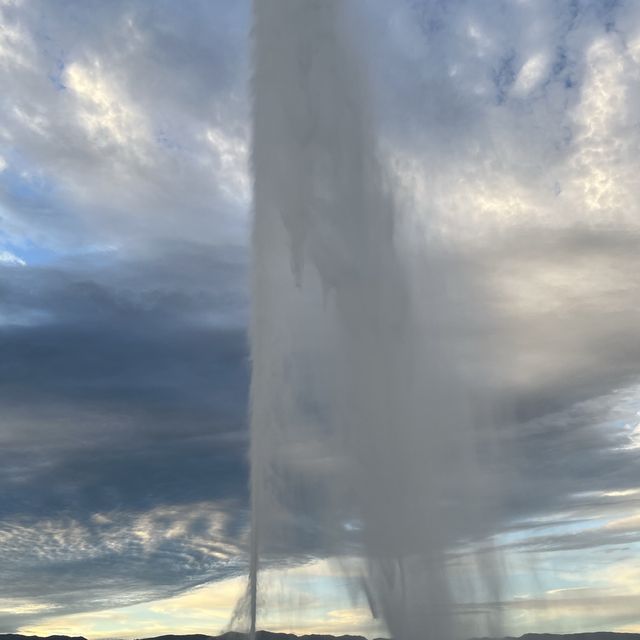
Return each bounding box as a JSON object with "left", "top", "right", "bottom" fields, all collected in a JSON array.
[
  {"left": 0, "top": 191, "right": 66, "bottom": 265},
  {"left": 0, "top": 149, "right": 60, "bottom": 232},
  {"left": 502, "top": 560, "right": 585, "bottom": 598},
  {"left": 496, "top": 541, "right": 640, "bottom": 602},
  {"left": 2, "top": 235, "right": 120, "bottom": 267},
  {"left": 286, "top": 569, "right": 357, "bottom": 595},
  {"left": 495, "top": 513, "right": 617, "bottom": 554},
  {"left": 47, "top": 57, "right": 67, "bottom": 91},
  {"left": 0, "top": 235, "right": 59, "bottom": 266},
  {"left": 601, "top": 389, "right": 640, "bottom": 449},
  {"left": 155, "top": 128, "right": 186, "bottom": 153},
  {"left": 493, "top": 50, "right": 518, "bottom": 105},
  {"left": 31, "top": 20, "right": 68, "bottom": 91},
  {"left": 0, "top": 148, "right": 101, "bottom": 261},
  {"left": 1, "top": 155, "right": 57, "bottom": 203}
]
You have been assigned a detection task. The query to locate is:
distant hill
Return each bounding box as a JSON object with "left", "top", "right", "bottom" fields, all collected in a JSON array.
[
  {"left": 0, "top": 634, "right": 88, "bottom": 640},
  {"left": 480, "top": 635, "right": 640, "bottom": 640},
  {"left": 4, "top": 631, "right": 640, "bottom": 640},
  {"left": 138, "top": 633, "right": 369, "bottom": 640},
  {"left": 503, "top": 636, "right": 640, "bottom": 640}
]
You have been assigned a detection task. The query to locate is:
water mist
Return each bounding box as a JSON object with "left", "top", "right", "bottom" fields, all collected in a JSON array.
[{"left": 248, "top": 2, "right": 507, "bottom": 638}]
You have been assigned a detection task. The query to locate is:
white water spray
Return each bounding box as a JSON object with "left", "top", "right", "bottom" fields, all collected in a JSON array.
[{"left": 248, "top": 2, "right": 507, "bottom": 638}]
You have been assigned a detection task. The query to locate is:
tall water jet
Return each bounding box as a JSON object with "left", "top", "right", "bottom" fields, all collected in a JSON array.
[{"left": 249, "top": 2, "right": 507, "bottom": 638}]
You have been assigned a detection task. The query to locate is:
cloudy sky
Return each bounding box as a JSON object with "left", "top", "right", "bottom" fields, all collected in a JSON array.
[{"left": 2, "top": 0, "right": 640, "bottom": 637}]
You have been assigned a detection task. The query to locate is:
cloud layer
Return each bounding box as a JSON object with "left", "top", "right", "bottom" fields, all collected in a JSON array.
[{"left": 1, "top": 0, "right": 640, "bottom": 635}]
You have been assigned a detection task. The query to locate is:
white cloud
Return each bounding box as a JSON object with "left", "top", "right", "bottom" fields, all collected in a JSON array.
[
  {"left": 0, "top": 599, "right": 56, "bottom": 616},
  {"left": 512, "top": 52, "right": 550, "bottom": 96},
  {"left": 0, "top": 0, "right": 250, "bottom": 253},
  {"left": 0, "top": 249, "right": 25, "bottom": 265},
  {"left": 0, "top": 8, "right": 33, "bottom": 71},
  {"left": 204, "top": 126, "right": 250, "bottom": 203},
  {"left": 65, "top": 60, "right": 150, "bottom": 152}
]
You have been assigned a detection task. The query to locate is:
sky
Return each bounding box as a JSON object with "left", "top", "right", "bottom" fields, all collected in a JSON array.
[{"left": 2, "top": 0, "right": 640, "bottom": 637}]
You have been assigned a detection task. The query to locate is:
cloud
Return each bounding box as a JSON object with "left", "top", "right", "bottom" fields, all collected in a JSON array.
[
  {"left": 0, "top": 241, "right": 250, "bottom": 630},
  {"left": 0, "top": 1, "right": 257, "bottom": 628},
  {"left": 2, "top": 0, "right": 640, "bottom": 635},
  {"left": 351, "top": 2, "right": 640, "bottom": 538},
  {"left": 0, "top": 504, "right": 247, "bottom": 633},
  {"left": 19, "top": 561, "right": 386, "bottom": 639},
  {"left": 0, "top": 249, "right": 24, "bottom": 265},
  {"left": 0, "top": 0, "right": 250, "bottom": 253},
  {"left": 364, "top": 0, "right": 640, "bottom": 240}
]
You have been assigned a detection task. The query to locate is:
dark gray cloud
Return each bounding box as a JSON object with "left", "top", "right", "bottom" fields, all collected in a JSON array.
[{"left": 0, "top": 243, "right": 249, "bottom": 629}]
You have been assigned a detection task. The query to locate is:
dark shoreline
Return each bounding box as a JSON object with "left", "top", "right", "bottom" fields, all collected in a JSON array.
[{"left": 4, "top": 631, "right": 640, "bottom": 640}]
